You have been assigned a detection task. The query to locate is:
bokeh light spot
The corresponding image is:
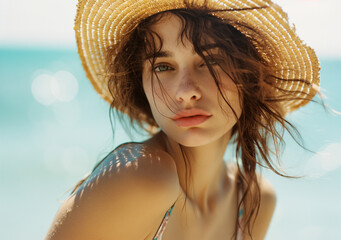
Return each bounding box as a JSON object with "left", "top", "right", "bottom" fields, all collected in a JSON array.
[
  {"left": 51, "top": 71, "right": 78, "bottom": 102},
  {"left": 31, "top": 74, "right": 56, "bottom": 105},
  {"left": 31, "top": 70, "right": 78, "bottom": 105}
]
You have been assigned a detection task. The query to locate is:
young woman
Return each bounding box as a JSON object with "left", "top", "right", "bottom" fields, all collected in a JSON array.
[{"left": 46, "top": 0, "right": 320, "bottom": 239}]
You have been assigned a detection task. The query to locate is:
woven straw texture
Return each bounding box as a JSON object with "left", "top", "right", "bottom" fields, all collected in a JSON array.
[{"left": 74, "top": 0, "right": 320, "bottom": 114}]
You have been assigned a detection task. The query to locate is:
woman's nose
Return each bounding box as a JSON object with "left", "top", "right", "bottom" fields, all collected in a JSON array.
[{"left": 175, "top": 70, "right": 202, "bottom": 103}]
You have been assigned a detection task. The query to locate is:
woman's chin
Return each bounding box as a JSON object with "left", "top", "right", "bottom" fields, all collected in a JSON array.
[{"left": 165, "top": 129, "right": 225, "bottom": 148}]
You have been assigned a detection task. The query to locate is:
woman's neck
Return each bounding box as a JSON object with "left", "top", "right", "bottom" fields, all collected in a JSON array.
[{"left": 159, "top": 131, "right": 232, "bottom": 215}]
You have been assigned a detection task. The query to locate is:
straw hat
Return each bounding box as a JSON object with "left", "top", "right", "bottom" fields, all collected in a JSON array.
[{"left": 74, "top": 0, "right": 320, "bottom": 114}]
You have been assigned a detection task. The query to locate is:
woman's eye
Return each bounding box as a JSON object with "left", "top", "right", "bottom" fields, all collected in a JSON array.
[
  {"left": 154, "top": 65, "right": 172, "bottom": 72},
  {"left": 201, "top": 58, "right": 218, "bottom": 67}
]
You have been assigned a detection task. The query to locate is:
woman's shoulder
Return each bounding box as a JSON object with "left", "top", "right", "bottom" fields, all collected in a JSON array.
[
  {"left": 257, "top": 174, "right": 276, "bottom": 201},
  {"left": 46, "top": 142, "right": 180, "bottom": 239},
  {"left": 78, "top": 141, "right": 180, "bottom": 209},
  {"left": 81, "top": 142, "right": 179, "bottom": 191}
]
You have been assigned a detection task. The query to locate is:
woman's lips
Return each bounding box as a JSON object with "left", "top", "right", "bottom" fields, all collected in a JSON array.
[
  {"left": 172, "top": 109, "right": 212, "bottom": 127},
  {"left": 174, "top": 115, "right": 211, "bottom": 127}
]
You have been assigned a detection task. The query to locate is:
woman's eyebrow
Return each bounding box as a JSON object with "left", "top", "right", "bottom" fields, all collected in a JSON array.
[{"left": 144, "top": 50, "right": 173, "bottom": 60}]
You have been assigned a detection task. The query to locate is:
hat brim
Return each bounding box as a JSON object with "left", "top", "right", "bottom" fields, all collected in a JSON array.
[{"left": 74, "top": 0, "right": 320, "bottom": 114}]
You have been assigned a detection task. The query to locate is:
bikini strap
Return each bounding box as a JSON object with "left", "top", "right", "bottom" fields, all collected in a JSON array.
[{"left": 152, "top": 201, "right": 176, "bottom": 240}]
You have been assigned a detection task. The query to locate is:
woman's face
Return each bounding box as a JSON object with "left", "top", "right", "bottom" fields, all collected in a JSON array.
[{"left": 142, "top": 14, "right": 242, "bottom": 147}]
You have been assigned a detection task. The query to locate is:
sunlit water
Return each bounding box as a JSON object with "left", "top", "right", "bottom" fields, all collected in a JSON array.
[{"left": 1, "top": 49, "right": 340, "bottom": 239}]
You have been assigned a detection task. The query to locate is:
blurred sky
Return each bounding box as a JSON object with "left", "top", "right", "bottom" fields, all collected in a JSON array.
[{"left": 0, "top": 0, "right": 340, "bottom": 58}]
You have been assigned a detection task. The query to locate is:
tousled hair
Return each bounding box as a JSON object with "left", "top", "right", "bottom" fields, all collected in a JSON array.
[{"left": 73, "top": 6, "right": 314, "bottom": 239}]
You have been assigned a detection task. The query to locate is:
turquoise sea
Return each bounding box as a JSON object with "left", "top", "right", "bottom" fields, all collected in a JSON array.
[{"left": 1, "top": 48, "right": 340, "bottom": 239}]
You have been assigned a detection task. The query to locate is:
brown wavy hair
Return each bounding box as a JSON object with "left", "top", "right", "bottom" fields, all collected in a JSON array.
[{"left": 73, "top": 6, "right": 315, "bottom": 240}]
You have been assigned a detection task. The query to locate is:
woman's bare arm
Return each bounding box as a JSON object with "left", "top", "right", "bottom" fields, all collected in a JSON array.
[{"left": 45, "top": 145, "right": 179, "bottom": 240}]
